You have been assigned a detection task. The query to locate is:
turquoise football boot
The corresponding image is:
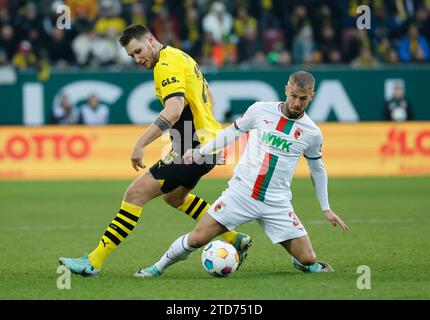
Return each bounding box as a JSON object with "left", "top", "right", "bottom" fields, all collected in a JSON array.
[
  {"left": 134, "top": 265, "right": 162, "bottom": 278},
  {"left": 59, "top": 255, "right": 100, "bottom": 276},
  {"left": 292, "top": 256, "right": 334, "bottom": 273}
]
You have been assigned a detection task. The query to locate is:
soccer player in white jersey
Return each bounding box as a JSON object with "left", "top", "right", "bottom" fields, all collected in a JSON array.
[{"left": 135, "top": 71, "right": 349, "bottom": 277}]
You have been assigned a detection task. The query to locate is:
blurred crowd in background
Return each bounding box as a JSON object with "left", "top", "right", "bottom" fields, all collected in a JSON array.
[{"left": 1, "top": 0, "right": 430, "bottom": 72}]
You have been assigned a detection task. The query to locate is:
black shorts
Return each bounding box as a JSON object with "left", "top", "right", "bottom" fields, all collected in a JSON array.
[{"left": 149, "top": 152, "right": 217, "bottom": 193}]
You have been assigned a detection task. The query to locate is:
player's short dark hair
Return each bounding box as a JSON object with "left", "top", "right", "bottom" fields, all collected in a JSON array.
[
  {"left": 288, "top": 71, "right": 315, "bottom": 90},
  {"left": 119, "top": 24, "right": 150, "bottom": 47}
]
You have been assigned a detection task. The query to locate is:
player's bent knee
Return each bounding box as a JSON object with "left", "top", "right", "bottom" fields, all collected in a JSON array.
[
  {"left": 297, "top": 251, "right": 317, "bottom": 266},
  {"left": 187, "top": 233, "right": 205, "bottom": 248},
  {"left": 124, "top": 183, "right": 150, "bottom": 205},
  {"left": 124, "top": 182, "right": 140, "bottom": 196},
  {"left": 187, "top": 229, "right": 211, "bottom": 248},
  {"left": 163, "top": 194, "right": 186, "bottom": 208},
  {"left": 124, "top": 173, "right": 162, "bottom": 206}
]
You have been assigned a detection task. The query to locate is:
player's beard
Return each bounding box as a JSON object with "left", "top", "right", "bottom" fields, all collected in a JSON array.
[
  {"left": 148, "top": 51, "right": 158, "bottom": 69},
  {"left": 143, "top": 55, "right": 155, "bottom": 69},
  {"left": 282, "top": 102, "right": 304, "bottom": 119},
  {"left": 143, "top": 46, "right": 157, "bottom": 69},
  {"left": 147, "top": 59, "right": 155, "bottom": 69}
]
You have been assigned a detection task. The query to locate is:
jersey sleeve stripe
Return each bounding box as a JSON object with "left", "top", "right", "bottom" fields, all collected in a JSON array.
[
  {"left": 304, "top": 155, "right": 322, "bottom": 160},
  {"left": 163, "top": 92, "right": 185, "bottom": 104},
  {"left": 233, "top": 120, "right": 247, "bottom": 133}
]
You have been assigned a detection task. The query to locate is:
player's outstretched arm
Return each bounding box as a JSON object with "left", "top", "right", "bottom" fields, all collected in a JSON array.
[
  {"left": 183, "top": 102, "right": 257, "bottom": 165},
  {"left": 130, "top": 96, "right": 184, "bottom": 171},
  {"left": 306, "top": 157, "right": 349, "bottom": 232},
  {"left": 182, "top": 124, "right": 244, "bottom": 164}
]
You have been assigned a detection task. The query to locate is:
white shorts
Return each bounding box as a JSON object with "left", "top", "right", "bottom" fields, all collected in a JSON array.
[{"left": 208, "top": 177, "right": 308, "bottom": 244}]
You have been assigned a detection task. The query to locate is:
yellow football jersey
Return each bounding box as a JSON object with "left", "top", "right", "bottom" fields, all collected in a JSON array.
[{"left": 153, "top": 45, "right": 222, "bottom": 154}]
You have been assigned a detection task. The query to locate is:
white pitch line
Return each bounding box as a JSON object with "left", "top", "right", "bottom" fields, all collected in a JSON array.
[
  {"left": 305, "top": 218, "right": 416, "bottom": 225},
  {"left": 0, "top": 218, "right": 417, "bottom": 232},
  {"left": 0, "top": 224, "right": 100, "bottom": 231}
]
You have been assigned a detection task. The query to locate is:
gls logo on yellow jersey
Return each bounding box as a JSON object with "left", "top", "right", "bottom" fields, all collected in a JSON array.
[{"left": 162, "top": 77, "right": 178, "bottom": 86}]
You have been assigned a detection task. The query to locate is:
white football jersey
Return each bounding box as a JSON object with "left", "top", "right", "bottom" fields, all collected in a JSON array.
[{"left": 231, "top": 102, "right": 323, "bottom": 205}]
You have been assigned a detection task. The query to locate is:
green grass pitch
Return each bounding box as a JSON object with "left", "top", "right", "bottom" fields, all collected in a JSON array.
[{"left": 0, "top": 177, "right": 429, "bottom": 300}]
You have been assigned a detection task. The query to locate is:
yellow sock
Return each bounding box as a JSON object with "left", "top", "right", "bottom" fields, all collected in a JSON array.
[
  {"left": 220, "top": 230, "right": 238, "bottom": 245},
  {"left": 88, "top": 201, "right": 142, "bottom": 269},
  {"left": 177, "top": 194, "right": 238, "bottom": 245}
]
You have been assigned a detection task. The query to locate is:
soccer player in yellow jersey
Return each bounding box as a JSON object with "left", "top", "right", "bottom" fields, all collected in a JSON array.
[{"left": 59, "top": 24, "right": 251, "bottom": 276}]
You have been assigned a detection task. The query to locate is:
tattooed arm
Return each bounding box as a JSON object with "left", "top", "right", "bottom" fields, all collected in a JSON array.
[{"left": 130, "top": 96, "right": 184, "bottom": 171}]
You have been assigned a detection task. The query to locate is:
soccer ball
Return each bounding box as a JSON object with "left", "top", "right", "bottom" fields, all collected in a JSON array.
[{"left": 201, "top": 240, "right": 239, "bottom": 277}]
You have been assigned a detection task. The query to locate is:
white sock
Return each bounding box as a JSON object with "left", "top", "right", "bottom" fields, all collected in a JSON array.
[{"left": 154, "top": 233, "right": 197, "bottom": 273}]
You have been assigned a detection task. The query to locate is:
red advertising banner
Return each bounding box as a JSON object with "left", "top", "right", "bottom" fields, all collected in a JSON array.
[{"left": 0, "top": 123, "right": 429, "bottom": 180}]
